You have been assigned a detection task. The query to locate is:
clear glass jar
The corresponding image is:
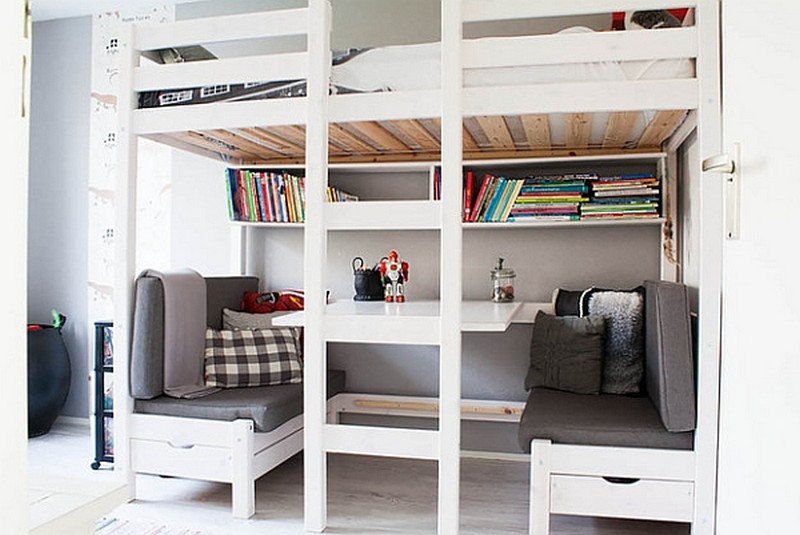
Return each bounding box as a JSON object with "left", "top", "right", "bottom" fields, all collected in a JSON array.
[{"left": 490, "top": 257, "right": 516, "bottom": 303}]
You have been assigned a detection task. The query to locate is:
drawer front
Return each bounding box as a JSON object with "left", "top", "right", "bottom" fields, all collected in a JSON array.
[
  {"left": 131, "top": 438, "right": 232, "bottom": 483},
  {"left": 550, "top": 474, "right": 694, "bottom": 522}
]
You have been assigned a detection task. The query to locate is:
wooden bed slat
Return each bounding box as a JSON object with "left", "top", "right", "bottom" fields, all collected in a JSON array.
[
  {"left": 564, "top": 113, "right": 592, "bottom": 149},
  {"left": 343, "top": 121, "right": 410, "bottom": 153},
  {"left": 174, "top": 131, "right": 261, "bottom": 161},
  {"left": 602, "top": 112, "right": 639, "bottom": 148},
  {"left": 474, "top": 116, "right": 515, "bottom": 150},
  {"left": 416, "top": 118, "right": 442, "bottom": 144},
  {"left": 387, "top": 120, "right": 440, "bottom": 152},
  {"left": 463, "top": 117, "right": 491, "bottom": 149},
  {"left": 210, "top": 129, "right": 289, "bottom": 160},
  {"left": 520, "top": 114, "right": 552, "bottom": 150},
  {"left": 637, "top": 110, "right": 688, "bottom": 148},
  {"left": 239, "top": 127, "right": 304, "bottom": 157},
  {"left": 143, "top": 133, "right": 237, "bottom": 163},
  {"left": 329, "top": 123, "right": 382, "bottom": 154}
]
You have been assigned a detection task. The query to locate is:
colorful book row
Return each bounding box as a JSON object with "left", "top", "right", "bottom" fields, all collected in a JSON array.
[
  {"left": 226, "top": 169, "right": 306, "bottom": 223},
  {"left": 226, "top": 169, "right": 359, "bottom": 223},
  {"left": 463, "top": 172, "right": 661, "bottom": 223}
]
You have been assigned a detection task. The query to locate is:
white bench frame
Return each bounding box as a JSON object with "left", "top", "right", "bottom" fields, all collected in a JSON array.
[
  {"left": 128, "top": 410, "right": 306, "bottom": 518},
  {"left": 529, "top": 439, "right": 696, "bottom": 533}
]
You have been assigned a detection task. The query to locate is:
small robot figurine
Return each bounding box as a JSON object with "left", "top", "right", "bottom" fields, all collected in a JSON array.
[{"left": 379, "top": 250, "right": 409, "bottom": 302}]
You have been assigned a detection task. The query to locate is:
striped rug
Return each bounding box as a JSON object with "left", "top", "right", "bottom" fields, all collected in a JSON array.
[{"left": 95, "top": 517, "right": 208, "bottom": 535}]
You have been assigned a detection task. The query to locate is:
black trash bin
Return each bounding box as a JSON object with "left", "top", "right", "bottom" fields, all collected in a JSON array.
[{"left": 27, "top": 319, "right": 71, "bottom": 438}]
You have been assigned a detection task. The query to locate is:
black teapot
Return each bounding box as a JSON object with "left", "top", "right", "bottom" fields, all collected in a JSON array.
[{"left": 352, "top": 257, "right": 385, "bottom": 301}]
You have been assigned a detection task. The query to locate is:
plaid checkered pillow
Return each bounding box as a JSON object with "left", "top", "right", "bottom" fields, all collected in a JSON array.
[{"left": 204, "top": 327, "right": 302, "bottom": 388}]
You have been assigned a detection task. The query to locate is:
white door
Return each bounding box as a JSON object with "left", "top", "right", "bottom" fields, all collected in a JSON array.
[
  {"left": 0, "top": 0, "right": 30, "bottom": 533},
  {"left": 715, "top": 2, "right": 800, "bottom": 533}
]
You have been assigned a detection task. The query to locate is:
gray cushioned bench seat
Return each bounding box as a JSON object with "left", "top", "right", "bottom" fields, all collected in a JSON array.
[
  {"left": 518, "top": 279, "right": 696, "bottom": 453},
  {"left": 518, "top": 388, "right": 693, "bottom": 451},
  {"left": 135, "top": 369, "right": 346, "bottom": 433},
  {"left": 130, "top": 273, "right": 346, "bottom": 433}
]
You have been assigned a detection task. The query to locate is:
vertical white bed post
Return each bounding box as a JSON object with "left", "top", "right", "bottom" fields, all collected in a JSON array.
[
  {"left": 439, "top": 0, "right": 463, "bottom": 532},
  {"left": 304, "top": 0, "right": 331, "bottom": 532},
  {"left": 693, "top": 0, "right": 723, "bottom": 533},
  {"left": 114, "top": 21, "right": 139, "bottom": 498}
]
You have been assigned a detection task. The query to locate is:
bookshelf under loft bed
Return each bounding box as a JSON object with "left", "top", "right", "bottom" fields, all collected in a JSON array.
[{"left": 115, "top": 1, "right": 721, "bottom": 533}]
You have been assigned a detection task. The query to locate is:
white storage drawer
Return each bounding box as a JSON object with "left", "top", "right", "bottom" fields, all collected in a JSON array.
[
  {"left": 131, "top": 438, "right": 232, "bottom": 483},
  {"left": 550, "top": 474, "right": 694, "bottom": 522}
]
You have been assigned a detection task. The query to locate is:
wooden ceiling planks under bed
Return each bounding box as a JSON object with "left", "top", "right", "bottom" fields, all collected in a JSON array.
[{"left": 141, "top": 109, "right": 689, "bottom": 165}]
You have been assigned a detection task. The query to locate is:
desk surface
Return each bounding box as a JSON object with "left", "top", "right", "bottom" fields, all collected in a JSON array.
[
  {"left": 272, "top": 300, "right": 553, "bottom": 332},
  {"left": 29, "top": 474, "right": 127, "bottom": 535}
]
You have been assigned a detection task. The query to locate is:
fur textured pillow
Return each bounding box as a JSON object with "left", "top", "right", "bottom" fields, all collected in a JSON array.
[{"left": 588, "top": 290, "right": 645, "bottom": 394}]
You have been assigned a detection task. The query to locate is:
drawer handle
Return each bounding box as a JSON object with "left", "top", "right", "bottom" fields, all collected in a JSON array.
[
  {"left": 167, "top": 441, "right": 196, "bottom": 450},
  {"left": 602, "top": 476, "right": 640, "bottom": 485}
]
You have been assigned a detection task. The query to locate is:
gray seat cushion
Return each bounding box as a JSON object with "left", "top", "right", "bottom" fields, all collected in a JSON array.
[
  {"left": 135, "top": 369, "right": 346, "bottom": 432},
  {"left": 518, "top": 388, "right": 693, "bottom": 452}
]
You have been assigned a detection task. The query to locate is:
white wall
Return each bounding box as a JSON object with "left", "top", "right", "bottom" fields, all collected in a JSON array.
[{"left": 29, "top": 16, "right": 92, "bottom": 418}]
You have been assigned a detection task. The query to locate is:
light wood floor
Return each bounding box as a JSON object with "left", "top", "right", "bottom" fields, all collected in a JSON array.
[{"left": 28, "top": 418, "right": 691, "bottom": 534}]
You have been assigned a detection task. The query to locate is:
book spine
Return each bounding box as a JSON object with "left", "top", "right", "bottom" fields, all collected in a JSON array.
[
  {"left": 470, "top": 174, "right": 492, "bottom": 223},
  {"left": 225, "top": 168, "right": 238, "bottom": 221},
  {"left": 463, "top": 171, "right": 474, "bottom": 222}
]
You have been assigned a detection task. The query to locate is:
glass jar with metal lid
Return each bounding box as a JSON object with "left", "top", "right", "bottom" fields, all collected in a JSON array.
[{"left": 490, "top": 257, "right": 516, "bottom": 303}]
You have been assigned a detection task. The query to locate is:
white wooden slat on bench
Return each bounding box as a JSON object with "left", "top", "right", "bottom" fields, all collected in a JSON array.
[
  {"left": 133, "top": 98, "right": 308, "bottom": 135},
  {"left": 324, "top": 424, "right": 440, "bottom": 460},
  {"left": 463, "top": 0, "right": 697, "bottom": 22},
  {"left": 464, "top": 79, "right": 699, "bottom": 117},
  {"left": 134, "top": 52, "right": 308, "bottom": 92},
  {"left": 135, "top": 8, "right": 309, "bottom": 51},
  {"left": 463, "top": 27, "right": 698, "bottom": 69}
]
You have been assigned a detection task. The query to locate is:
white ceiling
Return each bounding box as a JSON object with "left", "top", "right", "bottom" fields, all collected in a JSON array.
[{"left": 31, "top": 0, "right": 201, "bottom": 21}]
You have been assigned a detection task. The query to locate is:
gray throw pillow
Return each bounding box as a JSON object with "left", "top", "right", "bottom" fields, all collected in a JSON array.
[
  {"left": 221, "top": 307, "right": 294, "bottom": 330},
  {"left": 525, "top": 310, "right": 606, "bottom": 395},
  {"left": 588, "top": 290, "right": 645, "bottom": 394}
]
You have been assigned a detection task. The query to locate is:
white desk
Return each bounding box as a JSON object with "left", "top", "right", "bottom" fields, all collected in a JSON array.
[
  {"left": 29, "top": 475, "right": 127, "bottom": 535},
  {"left": 272, "top": 299, "right": 552, "bottom": 332}
]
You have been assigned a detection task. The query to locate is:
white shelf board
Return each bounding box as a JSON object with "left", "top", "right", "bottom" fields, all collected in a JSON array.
[
  {"left": 463, "top": 217, "right": 665, "bottom": 230},
  {"left": 230, "top": 221, "right": 303, "bottom": 228},
  {"left": 324, "top": 200, "right": 440, "bottom": 230}
]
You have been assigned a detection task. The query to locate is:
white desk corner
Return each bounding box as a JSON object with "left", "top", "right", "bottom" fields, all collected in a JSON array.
[{"left": 29, "top": 474, "right": 127, "bottom": 535}]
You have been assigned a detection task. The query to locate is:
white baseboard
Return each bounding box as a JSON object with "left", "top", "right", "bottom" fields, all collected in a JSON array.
[{"left": 55, "top": 415, "right": 91, "bottom": 428}]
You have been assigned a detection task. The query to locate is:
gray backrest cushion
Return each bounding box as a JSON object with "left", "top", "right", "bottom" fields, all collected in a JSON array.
[
  {"left": 205, "top": 276, "right": 259, "bottom": 329},
  {"left": 130, "top": 275, "right": 259, "bottom": 399},
  {"left": 130, "top": 277, "right": 165, "bottom": 399},
  {"left": 643, "top": 280, "right": 696, "bottom": 432}
]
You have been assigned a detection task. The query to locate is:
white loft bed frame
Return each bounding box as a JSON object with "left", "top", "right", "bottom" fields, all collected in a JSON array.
[{"left": 114, "top": 0, "right": 722, "bottom": 533}]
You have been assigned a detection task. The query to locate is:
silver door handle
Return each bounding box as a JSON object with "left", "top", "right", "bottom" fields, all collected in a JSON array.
[{"left": 702, "top": 143, "right": 741, "bottom": 240}]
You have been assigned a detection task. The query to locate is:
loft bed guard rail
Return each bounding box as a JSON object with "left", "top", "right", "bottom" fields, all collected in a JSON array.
[{"left": 124, "top": 0, "right": 699, "bottom": 164}]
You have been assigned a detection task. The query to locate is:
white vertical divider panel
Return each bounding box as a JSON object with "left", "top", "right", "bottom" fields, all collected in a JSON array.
[
  {"left": 439, "top": 0, "right": 463, "bottom": 532},
  {"left": 693, "top": 0, "right": 723, "bottom": 533},
  {"left": 114, "top": 22, "right": 140, "bottom": 498},
  {"left": 229, "top": 225, "right": 247, "bottom": 275},
  {"left": 662, "top": 153, "right": 679, "bottom": 282},
  {"left": 304, "top": 0, "right": 331, "bottom": 532}
]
